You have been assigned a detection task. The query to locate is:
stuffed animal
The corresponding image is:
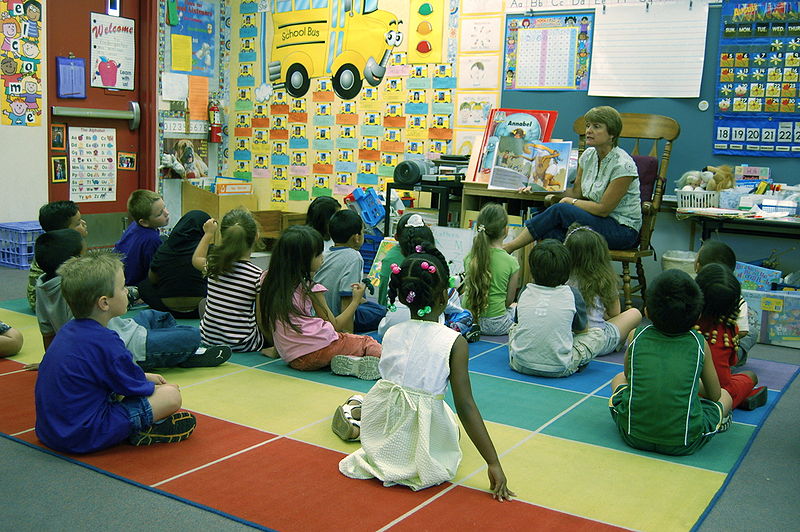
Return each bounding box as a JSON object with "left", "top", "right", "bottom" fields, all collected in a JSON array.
[
  {"left": 704, "top": 165, "right": 735, "bottom": 191},
  {"left": 677, "top": 170, "right": 713, "bottom": 191}
]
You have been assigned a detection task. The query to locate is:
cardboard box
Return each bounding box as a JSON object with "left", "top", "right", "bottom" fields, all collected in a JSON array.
[
  {"left": 181, "top": 181, "right": 258, "bottom": 221},
  {"left": 742, "top": 289, "right": 800, "bottom": 350}
]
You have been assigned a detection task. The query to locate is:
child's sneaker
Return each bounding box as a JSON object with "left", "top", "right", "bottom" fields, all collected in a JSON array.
[
  {"left": 717, "top": 413, "right": 732, "bottom": 433},
  {"left": 178, "top": 346, "right": 232, "bottom": 368},
  {"left": 464, "top": 323, "right": 481, "bottom": 343},
  {"left": 739, "top": 386, "right": 767, "bottom": 411},
  {"left": 131, "top": 411, "right": 196, "bottom": 446},
  {"left": 331, "top": 355, "right": 381, "bottom": 380},
  {"left": 331, "top": 403, "right": 361, "bottom": 442}
]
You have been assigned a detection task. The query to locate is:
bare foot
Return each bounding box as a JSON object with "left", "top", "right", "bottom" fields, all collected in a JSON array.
[{"left": 260, "top": 346, "right": 278, "bottom": 358}]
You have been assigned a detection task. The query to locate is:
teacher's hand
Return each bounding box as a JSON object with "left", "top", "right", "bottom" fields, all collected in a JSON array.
[
  {"left": 517, "top": 186, "right": 532, "bottom": 194},
  {"left": 559, "top": 196, "right": 577, "bottom": 205}
]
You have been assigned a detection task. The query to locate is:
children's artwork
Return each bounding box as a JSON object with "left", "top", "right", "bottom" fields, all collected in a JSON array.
[
  {"left": 169, "top": 0, "right": 216, "bottom": 77},
  {"left": 90, "top": 13, "right": 135, "bottom": 90},
  {"left": 488, "top": 140, "right": 573, "bottom": 192},
  {"left": 68, "top": 126, "right": 116, "bottom": 203},
  {"left": 50, "top": 156, "right": 67, "bottom": 183},
  {"left": 713, "top": 1, "right": 800, "bottom": 157},
  {"left": 504, "top": 13, "right": 593, "bottom": 91},
  {"left": 457, "top": 55, "right": 501, "bottom": 90},
  {"left": 476, "top": 108, "right": 558, "bottom": 185},
  {"left": 459, "top": 16, "right": 503, "bottom": 53},
  {"left": 454, "top": 92, "right": 498, "bottom": 128}
]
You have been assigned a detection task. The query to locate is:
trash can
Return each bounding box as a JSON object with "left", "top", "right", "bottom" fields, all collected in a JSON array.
[{"left": 661, "top": 250, "right": 698, "bottom": 277}]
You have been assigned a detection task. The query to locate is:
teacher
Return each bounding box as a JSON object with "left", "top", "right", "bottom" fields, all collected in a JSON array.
[{"left": 504, "top": 106, "right": 641, "bottom": 253}]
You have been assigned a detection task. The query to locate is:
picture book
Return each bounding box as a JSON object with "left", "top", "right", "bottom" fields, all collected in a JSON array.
[
  {"left": 366, "top": 237, "right": 398, "bottom": 289},
  {"left": 486, "top": 139, "right": 573, "bottom": 192}
]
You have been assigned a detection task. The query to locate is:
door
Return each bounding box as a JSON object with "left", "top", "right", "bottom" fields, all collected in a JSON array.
[{"left": 46, "top": 0, "right": 157, "bottom": 216}]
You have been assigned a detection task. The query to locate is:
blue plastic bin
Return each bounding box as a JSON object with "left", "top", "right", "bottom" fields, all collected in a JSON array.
[{"left": 0, "top": 221, "right": 44, "bottom": 269}]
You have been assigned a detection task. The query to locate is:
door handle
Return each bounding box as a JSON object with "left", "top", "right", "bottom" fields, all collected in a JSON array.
[{"left": 51, "top": 101, "right": 141, "bottom": 130}]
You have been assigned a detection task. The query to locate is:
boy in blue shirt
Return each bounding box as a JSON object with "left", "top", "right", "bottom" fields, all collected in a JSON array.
[
  {"left": 114, "top": 189, "right": 170, "bottom": 287},
  {"left": 35, "top": 250, "right": 196, "bottom": 454},
  {"left": 313, "top": 209, "right": 386, "bottom": 332}
]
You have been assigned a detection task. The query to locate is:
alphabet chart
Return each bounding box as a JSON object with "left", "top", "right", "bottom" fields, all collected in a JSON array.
[
  {"left": 503, "top": 13, "right": 593, "bottom": 91},
  {"left": 713, "top": 1, "right": 800, "bottom": 156},
  {"left": 68, "top": 127, "right": 117, "bottom": 203}
]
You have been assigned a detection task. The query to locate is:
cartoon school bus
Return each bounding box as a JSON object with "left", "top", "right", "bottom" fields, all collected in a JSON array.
[{"left": 268, "top": 0, "right": 403, "bottom": 100}]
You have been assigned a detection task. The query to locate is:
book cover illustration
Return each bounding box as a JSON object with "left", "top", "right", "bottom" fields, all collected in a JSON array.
[{"left": 476, "top": 109, "right": 559, "bottom": 189}]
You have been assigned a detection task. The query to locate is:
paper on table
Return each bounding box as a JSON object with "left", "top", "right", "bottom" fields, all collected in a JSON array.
[
  {"left": 588, "top": 2, "right": 709, "bottom": 98},
  {"left": 171, "top": 34, "right": 193, "bottom": 72},
  {"left": 161, "top": 72, "right": 188, "bottom": 101},
  {"left": 188, "top": 76, "right": 209, "bottom": 121}
]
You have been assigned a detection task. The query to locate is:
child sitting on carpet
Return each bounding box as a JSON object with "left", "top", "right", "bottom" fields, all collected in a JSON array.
[
  {"left": 193, "top": 209, "right": 272, "bottom": 356},
  {"left": 609, "top": 269, "right": 733, "bottom": 456},
  {"left": 34, "top": 228, "right": 231, "bottom": 369},
  {"left": 338, "top": 243, "right": 513, "bottom": 500},
  {"left": 0, "top": 319, "right": 23, "bottom": 356},
  {"left": 305, "top": 195, "right": 341, "bottom": 254},
  {"left": 694, "top": 240, "right": 755, "bottom": 367},
  {"left": 114, "top": 189, "right": 170, "bottom": 287},
  {"left": 564, "top": 224, "right": 641, "bottom": 356},
  {"left": 27, "top": 200, "right": 89, "bottom": 311},
  {"left": 694, "top": 263, "right": 766, "bottom": 410},
  {"left": 35, "top": 250, "right": 197, "bottom": 454},
  {"left": 462, "top": 203, "right": 520, "bottom": 336},
  {"left": 258, "top": 225, "right": 382, "bottom": 379},
  {"left": 508, "top": 239, "right": 605, "bottom": 377},
  {"left": 313, "top": 209, "right": 386, "bottom": 333}
]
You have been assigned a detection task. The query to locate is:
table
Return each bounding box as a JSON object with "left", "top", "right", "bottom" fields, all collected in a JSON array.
[
  {"left": 460, "top": 181, "right": 549, "bottom": 225},
  {"left": 676, "top": 210, "right": 800, "bottom": 250},
  {"left": 383, "top": 181, "right": 462, "bottom": 235}
]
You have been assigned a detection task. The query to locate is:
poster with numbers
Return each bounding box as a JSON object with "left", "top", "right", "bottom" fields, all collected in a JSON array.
[
  {"left": 713, "top": 1, "right": 800, "bottom": 156},
  {"left": 503, "top": 13, "right": 593, "bottom": 91},
  {"left": 68, "top": 127, "right": 117, "bottom": 203}
]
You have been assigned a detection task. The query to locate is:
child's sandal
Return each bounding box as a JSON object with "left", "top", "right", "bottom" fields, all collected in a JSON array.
[{"left": 332, "top": 403, "right": 361, "bottom": 442}]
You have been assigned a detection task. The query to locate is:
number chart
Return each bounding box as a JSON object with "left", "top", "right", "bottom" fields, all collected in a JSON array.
[
  {"left": 713, "top": 1, "right": 800, "bottom": 157},
  {"left": 504, "top": 13, "right": 593, "bottom": 92}
]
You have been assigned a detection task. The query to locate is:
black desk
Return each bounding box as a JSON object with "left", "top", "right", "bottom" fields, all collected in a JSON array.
[
  {"left": 676, "top": 210, "right": 800, "bottom": 250},
  {"left": 383, "top": 181, "right": 462, "bottom": 235}
]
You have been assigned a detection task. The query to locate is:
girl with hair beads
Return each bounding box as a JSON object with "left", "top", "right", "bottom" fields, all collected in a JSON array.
[
  {"left": 258, "top": 225, "right": 382, "bottom": 378},
  {"left": 463, "top": 203, "right": 520, "bottom": 336},
  {"left": 695, "top": 263, "right": 766, "bottom": 410},
  {"left": 305, "top": 196, "right": 341, "bottom": 253},
  {"left": 339, "top": 243, "right": 513, "bottom": 499},
  {"left": 193, "top": 209, "right": 271, "bottom": 355},
  {"left": 564, "top": 224, "right": 641, "bottom": 356}
]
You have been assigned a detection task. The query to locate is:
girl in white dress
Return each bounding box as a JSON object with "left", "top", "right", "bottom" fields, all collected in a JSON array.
[{"left": 339, "top": 244, "right": 513, "bottom": 500}]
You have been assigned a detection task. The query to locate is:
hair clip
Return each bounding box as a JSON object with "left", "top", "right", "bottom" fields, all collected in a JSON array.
[
  {"left": 476, "top": 224, "right": 485, "bottom": 233},
  {"left": 417, "top": 306, "right": 432, "bottom": 317},
  {"left": 564, "top": 225, "right": 597, "bottom": 243},
  {"left": 406, "top": 214, "right": 425, "bottom": 227},
  {"left": 415, "top": 244, "right": 423, "bottom": 253},
  {"left": 420, "top": 261, "right": 436, "bottom": 274},
  {"left": 388, "top": 303, "right": 397, "bottom": 312},
  {"left": 406, "top": 290, "right": 416, "bottom": 303},
  {"left": 449, "top": 276, "right": 456, "bottom": 288},
  {"left": 390, "top": 263, "right": 401, "bottom": 274}
]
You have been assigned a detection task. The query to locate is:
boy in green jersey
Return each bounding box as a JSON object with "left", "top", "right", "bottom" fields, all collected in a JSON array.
[{"left": 609, "top": 269, "right": 733, "bottom": 456}]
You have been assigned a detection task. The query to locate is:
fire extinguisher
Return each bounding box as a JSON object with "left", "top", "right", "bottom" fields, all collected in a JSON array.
[{"left": 208, "top": 100, "right": 222, "bottom": 143}]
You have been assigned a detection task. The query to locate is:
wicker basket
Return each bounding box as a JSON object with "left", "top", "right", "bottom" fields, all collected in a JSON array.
[{"left": 676, "top": 189, "right": 720, "bottom": 209}]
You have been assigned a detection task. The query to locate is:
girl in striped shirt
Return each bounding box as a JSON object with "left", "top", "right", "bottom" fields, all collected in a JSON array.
[{"left": 193, "top": 209, "right": 272, "bottom": 355}]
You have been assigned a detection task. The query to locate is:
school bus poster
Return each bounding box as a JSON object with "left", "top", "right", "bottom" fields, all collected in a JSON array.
[{"left": 268, "top": 0, "right": 404, "bottom": 100}]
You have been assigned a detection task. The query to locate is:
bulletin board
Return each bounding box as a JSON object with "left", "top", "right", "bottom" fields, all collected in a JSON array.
[
  {"left": 501, "top": 5, "right": 799, "bottom": 190},
  {"left": 503, "top": 12, "right": 594, "bottom": 91},
  {"left": 712, "top": 0, "right": 800, "bottom": 157}
]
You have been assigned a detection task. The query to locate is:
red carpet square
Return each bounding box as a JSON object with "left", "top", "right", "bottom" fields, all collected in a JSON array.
[
  {"left": 161, "top": 437, "right": 448, "bottom": 531},
  {"left": 391, "top": 485, "right": 627, "bottom": 531},
  {"left": 0, "top": 363, "right": 37, "bottom": 435},
  {"left": 16, "top": 413, "right": 276, "bottom": 486}
]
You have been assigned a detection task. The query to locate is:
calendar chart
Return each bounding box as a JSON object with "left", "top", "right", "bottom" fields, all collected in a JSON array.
[
  {"left": 713, "top": 1, "right": 800, "bottom": 156},
  {"left": 504, "top": 13, "right": 593, "bottom": 92}
]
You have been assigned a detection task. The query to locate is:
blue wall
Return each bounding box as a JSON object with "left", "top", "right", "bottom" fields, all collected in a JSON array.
[{"left": 500, "top": 5, "right": 799, "bottom": 190}]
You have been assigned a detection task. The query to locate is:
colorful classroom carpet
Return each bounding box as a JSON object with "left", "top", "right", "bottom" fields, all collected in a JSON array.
[{"left": 1, "top": 303, "right": 797, "bottom": 531}]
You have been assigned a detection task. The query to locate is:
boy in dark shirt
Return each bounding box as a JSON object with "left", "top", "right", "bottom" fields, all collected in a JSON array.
[
  {"left": 35, "top": 250, "right": 196, "bottom": 454},
  {"left": 114, "top": 189, "right": 170, "bottom": 287}
]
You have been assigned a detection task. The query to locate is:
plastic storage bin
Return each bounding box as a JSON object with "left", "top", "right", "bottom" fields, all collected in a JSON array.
[
  {"left": 676, "top": 189, "right": 720, "bottom": 209},
  {"left": 0, "top": 221, "right": 44, "bottom": 269},
  {"left": 360, "top": 231, "right": 383, "bottom": 275},
  {"left": 661, "top": 250, "right": 697, "bottom": 276}
]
